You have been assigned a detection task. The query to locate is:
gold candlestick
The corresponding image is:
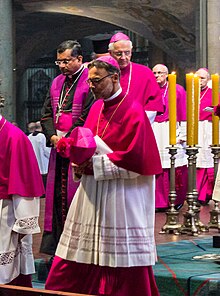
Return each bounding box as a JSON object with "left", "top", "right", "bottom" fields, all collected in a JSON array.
[
  {"left": 160, "top": 146, "right": 181, "bottom": 235},
  {"left": 208, "top": 145, "right": 220, "bottom": 229},
  {"left": 186, "top": 73, "right": 194, "bottom": 146},
  {"left": 211, "top": 74, "right": 219, "bottom": 146},
  {"left": 180, "top": 146, "right": 200, "bottom": 236},
  {"left": 168, "top": 72, "right": 177, "bottom": 145},
  {"left": 192, "top": 147, "right": 209, "bottom": 232}
]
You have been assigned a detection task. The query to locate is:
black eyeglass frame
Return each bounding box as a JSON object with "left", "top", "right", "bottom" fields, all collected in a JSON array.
[
  {"left": 153, "top": 71, "right": 167, "bottom": 76},
  {"left": 86, "top": 74, "right": 113, "bottom": 85},
  {"left": 54, "top": 57, "right": 77, "bottom": 66}
]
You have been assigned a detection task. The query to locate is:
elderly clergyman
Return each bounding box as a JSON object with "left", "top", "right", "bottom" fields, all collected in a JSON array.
[{"left": 109, "top": 32, "right": 163, "bottom": 124}]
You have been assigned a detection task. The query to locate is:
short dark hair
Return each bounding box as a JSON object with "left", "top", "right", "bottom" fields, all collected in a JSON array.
[
  {"left": 57, "top": 40, "right": 82, "bottom": 57},
  {"left": 88, "top": 60, "right": 120, "bottom": 77}
]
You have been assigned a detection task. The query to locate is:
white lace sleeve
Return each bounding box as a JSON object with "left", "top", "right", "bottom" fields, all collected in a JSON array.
[
  {"left": 12, "top": 195, "right": 40, "bottom": 235},
  {"left": 93, "top": 154, "right": 140, "bottom": 181}
]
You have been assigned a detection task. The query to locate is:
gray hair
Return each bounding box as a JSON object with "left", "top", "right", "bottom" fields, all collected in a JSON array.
[
  {"left": 108, "top": 40, "right": 133, "bottom": 51},
  {"left": 153, "top": 64, "right": 169, "bottom": 74}
]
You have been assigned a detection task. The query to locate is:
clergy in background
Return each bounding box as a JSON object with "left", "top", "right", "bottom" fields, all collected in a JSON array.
[
  {"left": 152, "top": 63, "right": 188, "bottom": 211},
  {"left": 109, "top": 32, "right": 163, "bottom": 124},
  {"left": 195, "top": 68, "right": 219, "bottom": 204}
]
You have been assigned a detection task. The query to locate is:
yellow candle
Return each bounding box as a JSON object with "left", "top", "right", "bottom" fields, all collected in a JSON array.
[
  {"left": 194, "top": 75, "right": 199, "bottom": 145},
  {"left": 186, "top": 73, "right": 194, "bottom": 146},
  {"left": 168, "top": 72, "right": 177, "bottom": 145},
  {"left": 212, "top": 73, "right": 219, "bottom": 145}
]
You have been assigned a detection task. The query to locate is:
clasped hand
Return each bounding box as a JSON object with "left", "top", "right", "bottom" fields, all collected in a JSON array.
[
  {"left": 71, "top": 158, "right": 93, "bottom": 175},
  {"left": 50, "top": 135, "right": 61, "bottom": 148}
]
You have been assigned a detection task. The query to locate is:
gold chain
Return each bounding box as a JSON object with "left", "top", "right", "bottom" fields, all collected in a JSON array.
[{"left": 97, "top": 96, "right": 127, "bottom": 138}]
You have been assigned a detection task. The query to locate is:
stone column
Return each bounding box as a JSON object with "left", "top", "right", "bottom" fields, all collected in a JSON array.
[
  {"left": 207, "top": 0, "right": 220, "bottom": 73},
  {"left": 0, "top": 0, "right": 15, "bottom": 120},
  {"left": 196, "top": 0, "right": 207, "bottom": 68}
]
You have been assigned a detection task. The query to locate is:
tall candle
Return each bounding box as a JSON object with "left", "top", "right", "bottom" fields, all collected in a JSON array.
[
  {"left": 168, "top": 72, "right": 176, "bottom": 145},
  {"left": 194, "top": 75, "right": 199, "bottom": 145},
  {"left": 212, "top": 73, "right": 219, "bottom": 145},
  {"left": 186, "top": 73, "right": 194, "bottom": 146}
]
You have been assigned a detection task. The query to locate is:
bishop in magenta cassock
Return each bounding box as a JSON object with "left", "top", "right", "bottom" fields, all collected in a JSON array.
[
  {"left": 45, "top": 56, "right": 162, "bottom": 296},
  {"left": 152, "top": 64, "right": 188, "bottom": 210},
  {"left": 0, "top": 115, "right": 44, "bottom": 286},
  {"left": 195, "top": 68, "right": 219, "bottom": 204},
  {"left": 108, "top": 32, "right": 163, "bottom": 124}
]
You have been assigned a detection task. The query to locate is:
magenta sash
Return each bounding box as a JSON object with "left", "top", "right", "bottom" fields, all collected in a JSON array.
[
  {"left": 50, "top": 67, "right": 89, "bottom": 125},
  {"left": 44, "top": 148, "right": 56, "bottom": 231},
  {"left": 55, "top": 112, "right": 72, "bottom": 132}
]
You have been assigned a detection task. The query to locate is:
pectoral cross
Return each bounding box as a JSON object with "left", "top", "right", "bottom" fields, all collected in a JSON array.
[{"left": 56, "top": 109, "right": 61, "bottom": 124}]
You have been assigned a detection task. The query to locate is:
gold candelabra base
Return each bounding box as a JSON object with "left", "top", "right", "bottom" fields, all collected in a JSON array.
[
  {"left": 180, "top": 146, "right": 201, "bottom": 236},
  {"left": 181, "top": 216, "right": 199, "bottom": 236},
  {"left": 160, "top": 207, "right": 182, "bottom": 235},
  {"left": 160, "top": 146, "right": 181, "bottom": 235},
  {"left": 208, "top": 205, "right": 220, "bottom": 230},
  {"left": 194, "top": 206, "right": 209, "bottom": 232},
  {"left": 208, "top": 146, "right": 220, "bottom": 230}
]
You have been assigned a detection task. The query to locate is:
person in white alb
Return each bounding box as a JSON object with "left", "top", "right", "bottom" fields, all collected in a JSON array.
[{"left": 28, "top": 121, "right": 51, "bottom": 189}]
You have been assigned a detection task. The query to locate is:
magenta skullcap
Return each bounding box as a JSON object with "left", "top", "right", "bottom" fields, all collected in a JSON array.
[
  {"left": 96, "top": 55, "right": 120, "bottom": 69},
  {"left": 197, "top": 67, "right": 209, "bottom": 73},
  {"left": 110, "top": 32, "right": 130, "bottom": 43}
]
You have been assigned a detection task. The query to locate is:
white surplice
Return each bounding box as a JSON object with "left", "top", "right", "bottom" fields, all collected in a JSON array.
[
  {"left": 152, "top": 121, "right": 187, "bottom": 168},
  {"left": 197, "top": 121, "right": 215, "bottom": 168},
  {"left": 56, "top": 152, "right": 157, "bottom": 268},
  {"left": 0, "top": 195, "right": 40, "bottom": 284}
]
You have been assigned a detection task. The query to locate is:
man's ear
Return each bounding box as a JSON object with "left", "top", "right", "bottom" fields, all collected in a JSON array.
[
  {"left": 77, "top": 55, "right": 83, "bottom": 62},
  {"left": 112, "top": 73, "right": 119, "bottom": 82}
]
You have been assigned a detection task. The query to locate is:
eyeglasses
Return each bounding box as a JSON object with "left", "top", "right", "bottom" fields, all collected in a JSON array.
[
  {"left": 86, "top": 74, "right": 113, "bottom": 85},
  {"left": 153, "top": 71, "right": 167, "bottom": 76},
  {"left": 55, "top": 58, "right": 76, "bottom": 66},
  {"left": 112, "top": 51, "right": 131, "bottom": 57}
]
